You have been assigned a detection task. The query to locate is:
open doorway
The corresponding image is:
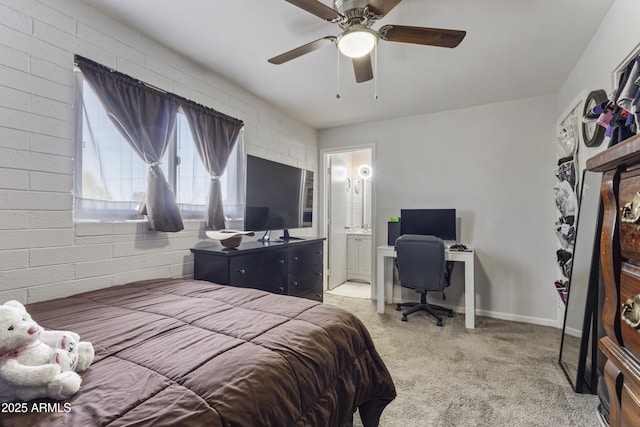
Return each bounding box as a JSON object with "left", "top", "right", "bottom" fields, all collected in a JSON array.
[{"left": 322, "top": 147, "right": 373, "bottom": 299}]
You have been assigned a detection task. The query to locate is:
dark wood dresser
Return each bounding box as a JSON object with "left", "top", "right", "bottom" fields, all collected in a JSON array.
[
  {"left": 190, "top": 237, "right": 325, "bottom": 302},
  {"left": 588, "top": 134, "right": 640, "bottom": 426}
]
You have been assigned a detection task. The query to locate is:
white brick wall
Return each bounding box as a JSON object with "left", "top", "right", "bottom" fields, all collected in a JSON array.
[{"left": 0, "top": 0, "right": 318, "bottom": 304}]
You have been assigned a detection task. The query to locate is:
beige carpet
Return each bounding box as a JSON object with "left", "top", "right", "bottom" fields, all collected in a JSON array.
[{"left": 324, "top": 293, "right": 600, "bottom": 427}]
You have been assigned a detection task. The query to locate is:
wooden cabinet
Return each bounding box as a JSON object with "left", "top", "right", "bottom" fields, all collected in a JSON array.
[
  {"left": 587, "top": 134, "right": 640, "bottom": 427},
  {"left": 347, "top": 234, "right": 371, "bottom": 282},
  {"left": 190, "top": 238, "right": 324, "bottom": 302}
]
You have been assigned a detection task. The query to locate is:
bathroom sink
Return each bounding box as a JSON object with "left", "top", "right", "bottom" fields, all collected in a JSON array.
[{"left": 346, "top": 228, "right": 371, "bottom": 235}]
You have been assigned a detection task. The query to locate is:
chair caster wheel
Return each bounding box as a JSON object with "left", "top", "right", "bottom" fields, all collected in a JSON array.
[
  {"left": 437, "top": 320, "right": 443, "bottom": 327},
  {"left": 396, "top": 306, "right": 401, "bottom": 311},
  {"left": 402, "top": 315, "right": 408, "bottom": 322},
  {"left": 447, "top": 312, "right": 453, "bottom": 318}
]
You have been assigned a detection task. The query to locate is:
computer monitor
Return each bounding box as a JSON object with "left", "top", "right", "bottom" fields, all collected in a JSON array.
[{"left": 400, "top": 209, "right": 457, "bottom": 241}]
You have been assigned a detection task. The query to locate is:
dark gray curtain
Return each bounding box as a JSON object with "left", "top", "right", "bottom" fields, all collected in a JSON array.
[
  {"left": 76, "top": 57, "right": 183, "bottom": 232},
  {"left": 182, "top": 105, "right": 243, "bottom": 229}
]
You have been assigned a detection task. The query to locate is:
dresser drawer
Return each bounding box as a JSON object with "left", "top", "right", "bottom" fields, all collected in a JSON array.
[
  {"left": 288, "top": 264, "right": 323, "bottom": 299},
  {"left": 229, "top": 249, "right": 287, "bottom": 287},
  {"left": 619, "top": 172, "right": 640, "bottom": 261},
  {"left": 621, "top": 263, "right": 640, "bottom": 360},
  {"left": 621, "top": 382, "right": 640, "bottom": 427},
  {"left": 619, "top": 346, "right": 640, "bottom": 427},
  {"left": 288, "top": 242, "right": 323, "bottom": 272}
]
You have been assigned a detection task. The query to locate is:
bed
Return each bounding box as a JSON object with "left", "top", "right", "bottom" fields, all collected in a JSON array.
[{"left": 0, "top": 278, "right": 396, "bottom": 426}]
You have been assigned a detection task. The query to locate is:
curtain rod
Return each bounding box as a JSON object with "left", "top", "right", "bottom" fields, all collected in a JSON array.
[{"left": 74, "top": 55, "right": 244, "bottom": 127}]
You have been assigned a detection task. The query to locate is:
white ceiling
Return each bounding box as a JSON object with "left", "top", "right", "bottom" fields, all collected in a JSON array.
[{"left": 79, "top": 0, "right": 614, "bottom": 129}]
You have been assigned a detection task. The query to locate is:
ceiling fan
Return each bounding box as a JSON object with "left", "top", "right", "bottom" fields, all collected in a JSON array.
[{"left": 268, "top": 0, "right": 466, "bottom": 83}]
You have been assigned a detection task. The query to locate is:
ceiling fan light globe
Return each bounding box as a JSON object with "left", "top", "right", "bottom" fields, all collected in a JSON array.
[{"left": 337, "top": 29, "right": 377, "bottom": 58}]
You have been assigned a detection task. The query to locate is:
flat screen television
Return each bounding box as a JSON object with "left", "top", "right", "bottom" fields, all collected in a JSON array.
[
  {"left": 244, "top": 155, "right": 313, "bottom": 240},
  {"left": 400, "top": 209, "right": 457, "bottom": 241}
]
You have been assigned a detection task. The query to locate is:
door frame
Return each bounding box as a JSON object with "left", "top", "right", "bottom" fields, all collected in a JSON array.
[{"left": 320, "top": 143, "right": 376, "bottom": 296}]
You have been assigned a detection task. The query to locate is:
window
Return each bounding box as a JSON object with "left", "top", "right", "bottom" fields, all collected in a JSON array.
[{"left": 74, "top": 76, "right": 244, "bottom": 222}]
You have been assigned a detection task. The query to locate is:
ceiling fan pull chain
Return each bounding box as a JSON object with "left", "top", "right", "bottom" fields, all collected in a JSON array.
[
  {"left": 374, "top": 42, "right": 378, "bottom": 100},
  {"left": 336, "top": 46, "right": 341, "bottom": 99}
]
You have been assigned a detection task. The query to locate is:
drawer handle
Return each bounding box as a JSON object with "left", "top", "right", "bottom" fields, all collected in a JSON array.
[
  {"left": 621, "top": 192, "right": 640, "bottom": 225},
  {"left": 238, "top": 269, "right": 246, "bottom": 274},
  {"left": 621, "top": 295, "right": 640, "bottom": 329},
  {"left": 278, "top": 259, "right": 285, "bottom": 264},
  {"left": 293, "top": 256, "right": 299, "bottom": 261}
]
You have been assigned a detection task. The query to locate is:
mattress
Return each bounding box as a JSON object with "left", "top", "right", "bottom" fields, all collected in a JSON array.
[{"left": 0, "top": 278, "right": 395, "bottom": 426}]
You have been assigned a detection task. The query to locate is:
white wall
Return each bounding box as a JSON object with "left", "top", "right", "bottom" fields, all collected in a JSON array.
[
  {"left": 319, "top": 94, "right": 560, "bottom": 325},
  {"left": 0, "top": 0, "right": 317, "bottom": 304}
]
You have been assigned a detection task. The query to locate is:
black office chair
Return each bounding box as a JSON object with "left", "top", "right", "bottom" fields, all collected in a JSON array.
[{"left": 395, "top": 234, "right": 454, "bottom": 326}]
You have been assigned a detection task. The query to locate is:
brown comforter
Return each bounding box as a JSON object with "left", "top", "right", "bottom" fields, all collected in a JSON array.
[{"left": 0, "top": 278, "right": 395, "bottom": 426}]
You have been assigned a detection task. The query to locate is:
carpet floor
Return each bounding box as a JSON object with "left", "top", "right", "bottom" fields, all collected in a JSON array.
[{"left": 324, "top": 293, "right": 600, "bottom": 427}]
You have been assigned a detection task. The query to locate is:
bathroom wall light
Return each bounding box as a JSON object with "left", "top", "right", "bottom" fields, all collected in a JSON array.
[{"left": 357, "top": 164, "right": 372, "bottom": 179}]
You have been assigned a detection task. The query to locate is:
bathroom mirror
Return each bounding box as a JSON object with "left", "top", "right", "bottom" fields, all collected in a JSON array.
[
  {"left": 559, "top": 170, "right": 603, "bottom": 393},
  {"left": 347, "top": 161, "right": 372, "bottom": 228}
]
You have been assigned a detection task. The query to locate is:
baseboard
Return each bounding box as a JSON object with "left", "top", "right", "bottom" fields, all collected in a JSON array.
[
  {"left": 389, "top": 297, "right": 560, "bottom": 328},
  {"left": 473, "top": 308, "right": 560, "bottom": 328}
]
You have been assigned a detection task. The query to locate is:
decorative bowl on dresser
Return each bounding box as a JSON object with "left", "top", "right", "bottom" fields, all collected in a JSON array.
[{"left": 587, "top": 134, "right": 640, "bottom": 427}]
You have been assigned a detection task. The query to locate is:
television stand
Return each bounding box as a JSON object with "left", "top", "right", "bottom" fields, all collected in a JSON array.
[
  {"left": 259, "top": 229, "right": 305, "bottom": 242},
  {"left": 280, "top": 229, "right": 305, "bottom": 241},
  {"left": 191, "top": 237, "right": 326, "bottom": 302}
]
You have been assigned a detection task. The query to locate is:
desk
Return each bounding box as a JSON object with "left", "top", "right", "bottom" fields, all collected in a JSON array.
[{"left": 376, "top": 245, "right": 476, "bottom": 329}]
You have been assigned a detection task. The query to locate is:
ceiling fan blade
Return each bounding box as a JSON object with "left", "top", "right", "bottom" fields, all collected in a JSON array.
[
  {"left": 367, "top": 0, "right": 402, "bottom": 17},
  {"left": 284, "top": 0, "right": 342, "bottom": 22},
  {"left": 379, "top": 25, "right": 466, "bottom": 48},
  {"left": 268, "top": 36, "right": 337, "bottom": 65},
  {"left": 352, "top": 54, "right": 373, "bottom": 83}
]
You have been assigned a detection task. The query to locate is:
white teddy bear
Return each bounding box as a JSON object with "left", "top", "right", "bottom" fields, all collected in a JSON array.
[{"left": 0, "top": 300, "right": 95, "bottom": 402}]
